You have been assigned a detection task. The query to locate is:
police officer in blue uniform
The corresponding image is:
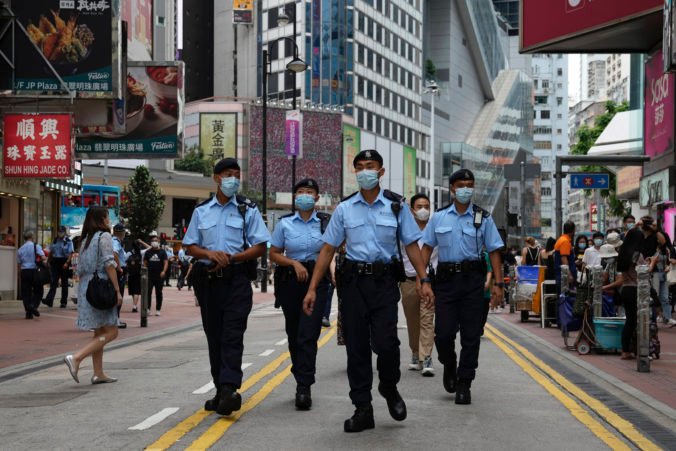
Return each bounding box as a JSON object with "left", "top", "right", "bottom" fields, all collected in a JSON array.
[
  {"left": 421, "top": 169, "right": 504, "bottom": 405},
  {"left": 303, "top": 150, "right": 435, "bottom": 433},
  {"left": 112, "top": 223, "right": 128, "bottom": 329},
  {"left": 270, "top": 178, "right": 331, "bottom": 411},
  {"left": 43, "top": 225, "right": 74, "bottom": 308},
  {"left": 183, "top": 158, "right": 270, "bottom": 416}
]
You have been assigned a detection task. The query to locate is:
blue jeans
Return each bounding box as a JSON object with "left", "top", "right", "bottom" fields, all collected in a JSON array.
[
  {"left": 653, "top": 273, "right": 671, "bottom": 321},
  {"left": 323, "top": 283, "right": 334, "bottom": 319}
]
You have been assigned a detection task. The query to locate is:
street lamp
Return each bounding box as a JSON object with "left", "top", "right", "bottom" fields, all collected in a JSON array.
[{"left": 425, "top": 80, "right": 439, "bottom": 208}]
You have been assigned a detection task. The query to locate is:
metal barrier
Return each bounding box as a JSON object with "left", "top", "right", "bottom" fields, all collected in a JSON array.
[
  {"left": 636, "top": 265, "right": 650, "bottom": 372},
  {"left": 140, "top": 267, "right": 149, "bottom": 328},
  {"left": 591, "top": 265, "right": 603, "bottom": 318},
  {"left": 560, "top": 264, "right": 570, "bottom": 295},
  {"left": 508, "top": 265, "right": 516, "bottom": 313}
]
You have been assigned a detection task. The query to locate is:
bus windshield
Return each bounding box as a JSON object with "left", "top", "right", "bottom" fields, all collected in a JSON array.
[{"left": 61, "top": 185, "right": 121, "bottom": 231}]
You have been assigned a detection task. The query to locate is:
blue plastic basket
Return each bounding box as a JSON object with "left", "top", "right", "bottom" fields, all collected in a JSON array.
[{"left": 593, "top": 318, "right": 625, "bottom": 351}]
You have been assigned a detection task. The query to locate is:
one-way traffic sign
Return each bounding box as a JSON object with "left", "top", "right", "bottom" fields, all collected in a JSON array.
[{"left": 569, "top": 173, "right": 610, "bottom": 190}]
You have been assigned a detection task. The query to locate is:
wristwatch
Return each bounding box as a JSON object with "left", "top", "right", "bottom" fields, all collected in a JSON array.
[
  {"left": 495, "top": 282, "right": 505, "bottom": 288},
  {"left": 420, "top": 277, "right": 432, "bottom": 284}
]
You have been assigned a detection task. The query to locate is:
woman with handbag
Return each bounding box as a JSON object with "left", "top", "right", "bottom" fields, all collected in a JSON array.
[{"left": 63, "top": 207, "right": 123, "bottom": 385}]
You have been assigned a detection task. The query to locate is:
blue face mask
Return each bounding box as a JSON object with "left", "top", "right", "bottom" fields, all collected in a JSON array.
[
  {"left": 594, "top": 239, "right": 603, "bottom": 247},
  {"left": 295, "top": 194, "right": 316, "bottom": 211},
  {"left": 454, "top": 187, "right": 474, "bottom": 205},
  {"left": 220, "top": 176, "right": 240, "bottom": 197},
  {"left": 356, "top": 169, "right": 380, "bottom": 190},
  {"left": 578, "top": 243, "right": 586, "bottom": 250}
]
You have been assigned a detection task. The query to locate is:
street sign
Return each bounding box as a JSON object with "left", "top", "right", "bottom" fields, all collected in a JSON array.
[{"left": 569, "top": 173, "right": 610, "bottom": 189}]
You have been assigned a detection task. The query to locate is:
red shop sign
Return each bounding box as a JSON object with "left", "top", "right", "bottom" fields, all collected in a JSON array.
[{"left": 3, "top": 113, "right": 74, "bottom": 179}]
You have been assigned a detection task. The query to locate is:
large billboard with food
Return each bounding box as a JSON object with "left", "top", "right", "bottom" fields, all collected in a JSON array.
[
  {"left": 12, "top": 0, "right": 122, "bottom": 98},
  {"left": 75, "top": 61, "right": 184, "bottom": 158}
]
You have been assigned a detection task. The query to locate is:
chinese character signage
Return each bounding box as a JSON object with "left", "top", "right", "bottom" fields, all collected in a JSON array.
[
  {"left": 645, "top": 50, "right": 675, "bottom": 158},
  {"left": 285, "top": 110, "right": 302, "bottom": 157},
  {"left": 233, "top": 0, "right": 253, "bottom": 24},
  {"left": 403, "top": 146, "right": 416, "bottom": 200},
  {"left": 3, "top": 113, "right": 74, "bottom": 178},
  {"left": 13, "top": 0, "right": 122, "bottom": 97},
  {"left": 75, "top": 61, "right": 184, "bottom": 158},
  {"left": 199, "top": 113, "right": 237, "bottom": 161}
]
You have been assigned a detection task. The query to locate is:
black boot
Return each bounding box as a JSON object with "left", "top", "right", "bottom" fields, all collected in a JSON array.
[
  {"left": 216, "top": 385, "right": 242, "bottom": 416},
  {"left": 344, "top": 403, "right": 375, "bottom": 433},
  {"left": 295, "top": 385, "right": 312, "bottom": 410},
  {"left": 443, "top": 364, "right": 457, "bottom": 393},
  {"left": 377, "top": 384, "right": 407, "bottom": 421},
  {"left": 204, "top": 387, "right": 222, "bottom": 411},
  {"left": 455, "top": 379, "right": 472, "bottom": 405}
]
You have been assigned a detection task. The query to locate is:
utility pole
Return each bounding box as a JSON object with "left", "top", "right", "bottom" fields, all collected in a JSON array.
[{"left": 520, "top": 160, "right": 526, "bottom": 244}]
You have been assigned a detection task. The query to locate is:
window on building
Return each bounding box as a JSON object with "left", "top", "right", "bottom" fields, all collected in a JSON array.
[
  {"left": 557, "top": 144, "right": 563, "bottom": 150},
  {"left": 534, "top": 140, "right": 552, "bottom": 149},
  {"left": 375, "top": 86, "right": 382, "bottom": 103},
  {"left": 557, "top": 68, "right": 563, "bottom": 76},
  {"left": 268, "top": 8, "right": 278, "bottom": 29},
  {"left": 357, "top": 77, "right": 364, "bottom": 96},
  {"left": 368, "top": 18, "right": 374, "bottom": 37},
  {"left": 357, "top": 45, "right": 364, "bottom": 64},
  {"left": 541, "top": 110, "right": 551, "bottom": 119},
  {"left": 384, "top": 89, "right": 390, "bottom": 108},
  {"left": 556, "top": 97, "right": 563, "bottom": 106},
  {"left": 542, "top": 80, "right": 550, "bottom": 89},
  {"left": 534, "top": 79, "right": 538, "bottom": 89},
  {"left": 367, "top": 112, "right": 373, "bottom": 130},
  {"left": 376, "top": 54, "right": 382, "bottom": 73},
  {"left": 284, "top": 71, "right": 295, "bottom": 91},
  {"left": 557, "top": 113, "right": 563, "bottom": 119},
  {"left": 268, "top": 72, "right": 279, "bottom": 93},
  {"left": 535, "top": 95, "right": 548, "bottom": 104},
  {"left": 376, "top": 115, "right": 382, "bottom": 134},
  {"left": 541, "top": 187, "right": 552, "bottom": 196},
  {"left": 367, "top": 81, "right": 373, "bottom": 99},
  {"left": 367, "top": 50, "right": 374, "bottom": 69},
  {"left": 557, "top": 128, "right": 562, "bottom": 135},
  {"left": 534, "top": 126, "right": 552, "bottom": 135},
  {"left": 376, "top": 24, "right": 382, "bottom": 42}
]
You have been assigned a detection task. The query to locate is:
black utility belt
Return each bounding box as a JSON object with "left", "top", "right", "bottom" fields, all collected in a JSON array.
[
  {"left": 438, "top": 260, "right": 485, "bottom": 275},
  {"left": 199, "top": 263, "right": 250, "bottom": 281},
  {"left": 343, "top": 259, "right": 395, "bottom": 277},
  {"left": 275, "top": 261, "right": 316, "bottom": 279}
]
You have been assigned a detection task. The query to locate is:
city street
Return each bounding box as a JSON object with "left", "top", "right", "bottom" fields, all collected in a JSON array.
[{"left": 0, "top": 287, "right": 674, "bottom": 450}]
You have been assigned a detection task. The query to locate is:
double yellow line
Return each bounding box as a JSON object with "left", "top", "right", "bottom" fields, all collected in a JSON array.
[
  {"left": 485, "top": 323, "right": 660, "bottom": 451},
  {"left": 147, "top": 326, "right": 336, "bottom": 451}
]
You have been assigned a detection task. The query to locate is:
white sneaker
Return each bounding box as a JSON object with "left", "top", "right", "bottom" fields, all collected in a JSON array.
[
  {"left": 408, "top": 356, "right": 421, "bottom": 371},
  {"left": 667, "top": 318, "right": 676, "bottom": 326},
  {"left": 421, "top": 356, "right": 435, "bottom": 377},
  {"left": 155, "top": 311, "right": 161, "bottom": 316}
]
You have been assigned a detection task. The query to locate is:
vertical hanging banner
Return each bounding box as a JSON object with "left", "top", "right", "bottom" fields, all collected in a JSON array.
[
  {"left": 3, "top": 113, "right": 74, "bottom": 178},
  {"left": 645, "top": 49, "right": 675, "bottom": 158},
  {"left": 233, "top": 0, "right": 253, "bottom": 24},
  {"left": 285, "top": 110, "right": 303, "bottom": 158},
  {"left": 199, "top": 113, "right": 237, "bottom": 160},
  {"left": 403, "top": 146, "right": 417, "bottom": 200}
]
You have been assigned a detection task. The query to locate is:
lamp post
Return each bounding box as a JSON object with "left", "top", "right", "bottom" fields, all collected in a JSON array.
[{"left": 425, "top": 80, "right": 439, "bottom": 208}]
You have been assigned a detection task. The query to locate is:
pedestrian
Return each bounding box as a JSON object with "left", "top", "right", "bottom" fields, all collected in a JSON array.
[
  {"left": 126, "top": 241, "right": 143, "bottom": 312},
  {"left": 520, "top": 237, "right": 541, "bottom": 266},
  {"left": 582, "top": 231, "right": 604, "bottom": 269},
  {"left": 16, "top": 231, "right": 46, "bottom": 319},
  {"left": 111, "top": 224, "right": 129, "bottom": 329},
  {"left": 183, "top": 158, "right": 269, "bottom": 416},
  {"left": 603, "top": 228, "right": 646, "bottom": 360},
  {"left": 400, "top": 192, "right": 437, "bottom": 376},
  {"left": 555, "top": 220, "right": 577, "bottom": 287},
  {"left": 63, "top": 207, "right": 122, "bottom": 384},
  {"left": 164, "top": 244, "right": 175, "bottom": 287},
  {"left": 541, "top": 237, "right": 557, "bottom": 280},
  {"left": 621, "top": 214, "right": 636, "bottom": 239},
  {"left": 177, "top": 245, "right": 191, "bottom": 290},
  {"left": 650, "top": 231, "right": 675, "bottom": 326},
  {"left": 303, "top": 149, "right": 434, "bottom": 433},
  {"left": 270, "top": 178, "right": 331, "bottom": 410},
  {"left": 574, "top": 234, "right": 589, "bottom": 264},
  {"left": 43, "top": 225, "right": 74, "bottom": 308},
  {"left": 420, "top": 168, "right": 504, "bottom": 405},
  {"left": 143, "top": 234, "right": 169, "bottom": 316}
]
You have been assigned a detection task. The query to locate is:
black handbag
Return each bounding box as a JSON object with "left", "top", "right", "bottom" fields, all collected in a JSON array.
[
  {"left": 86, "top": 233, "right": 117, "bottom": 310},
  {"left": 33, "top": 243, "right": 51, "bottom": 285}
]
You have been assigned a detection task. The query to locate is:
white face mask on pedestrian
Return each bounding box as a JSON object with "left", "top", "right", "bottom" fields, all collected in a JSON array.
[
  {"left": 415, "top": 208, "right": 430, "bottom": 222},
  {"left": 151, "top": 241, "right": 160, "bottom": 249}
]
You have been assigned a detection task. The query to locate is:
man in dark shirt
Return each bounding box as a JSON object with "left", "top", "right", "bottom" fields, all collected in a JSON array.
[{"left": 143, "top": 235, "right": 169, "bottom": 315}]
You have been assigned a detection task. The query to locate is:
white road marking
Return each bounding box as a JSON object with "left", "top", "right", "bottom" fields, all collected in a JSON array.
[
  {"left": 259, "top": 349, "right": 275, "bottom": 357},
  {"left": 129, "top": 408, "right": 179, "bottom": 431},
  {"left": 241, "top": 363, "right": 252, "bottom": 370},
  {"left": 275, "top": 338, "right": 288, "bottom": 346},
  {"left": 192, "top": 381, "right": 215, "bottom": 395}
]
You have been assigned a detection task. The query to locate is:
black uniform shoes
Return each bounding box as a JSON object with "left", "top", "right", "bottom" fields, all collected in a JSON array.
[
  {"left": 216, "top": 385, "right": 242, "bottom": 416},
  {"left": 344, "top": 403, "right": 375, "bottom": 433},
  {"left": 204, "top": 387, "right": 222, "bottom": 411},
  {"left": 455, "top": 379, "right": 472, "bottom": 405},
  {"left": 378, "top": 384, "right": 407, "bottom": 421},
  {"left": 295, "top": 385, "right": 312, "bottom": 410},
  {"left": 443, "top": 364, "right": 457, "bottom": 393}
]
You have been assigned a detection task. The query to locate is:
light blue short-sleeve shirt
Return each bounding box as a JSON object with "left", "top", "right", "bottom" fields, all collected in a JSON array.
[
  {"left": 17, "top": 241, "right": 45, "bottom": 269},
  {"left": 270, "top": 211, "right": 324, "bottom": 262},
  {"left": 421, "top": 203, "right": 504, "bottom": 263},
  {"left": 49, "top": 238, "right": 74, "bottom": 259},
  {"left": 321, "top": 189, "right": 422, "bottom": 263},
  {"left": 112, "top": 236, "right": 127, "bottom": 268}
]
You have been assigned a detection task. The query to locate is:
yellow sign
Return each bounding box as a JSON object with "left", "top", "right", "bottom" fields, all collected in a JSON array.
[{"left": 199, "top": 113, "right": 237, "bottom": 161}]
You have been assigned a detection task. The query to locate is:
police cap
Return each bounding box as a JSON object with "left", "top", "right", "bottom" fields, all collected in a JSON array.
[
  {"left": 293, "top": 178, "right": 320, "bottom": 193},
  {"left": 449, "top": 169, "right": 475, "bottom": 185},
  {"left": 213, "top": 158, "right": 240, "bottom": 174},
  {"left": 113, "top": 223, "right": 126, "bottom": 232},
  {"left": 353, "top": 149, "right": 384, "bottom": 168}
]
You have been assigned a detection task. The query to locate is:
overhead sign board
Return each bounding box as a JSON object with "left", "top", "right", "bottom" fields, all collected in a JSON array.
[
  {"left": 569, "top": 173, "right": 610, "bottom": 190},
  {"left": 233, "top": 0, "right": 253, "bottom": 24},
  {"left": 639, "top": 168, "right": 670, "bottom": 207}
]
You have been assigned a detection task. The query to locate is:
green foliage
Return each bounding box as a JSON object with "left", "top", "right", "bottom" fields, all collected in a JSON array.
[
  {"left": 174, "top": 145, "right": 213, "bottom": 176},
  {"left": 570, "top": 101, "right": 630, "bottom": 218},
  {"left": 120, "top": 166, "right": 165, "bottom": 240},
  {"left": 425, "top": 59, "right": 437, "bottom": 81}
]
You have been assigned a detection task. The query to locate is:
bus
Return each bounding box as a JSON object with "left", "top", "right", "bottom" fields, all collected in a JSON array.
[{"left": 61, "top": 184, "right": 121, "bottom": 235}]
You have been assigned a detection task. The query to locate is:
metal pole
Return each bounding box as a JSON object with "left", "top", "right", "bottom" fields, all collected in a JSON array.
[
  {"left": 103, "top": 159, "right": 109, "bottom": 185},
  {"left": 261, "top": 50, "right": 269, "bottom": 293},
  {"left": 591, "top": 265, "right": 603, "bottom": 318},
  {"left": 428, "top": 92, "right": 435, "bottom": 207},
  {"left": 636, "top": 265, "right": 651, "bottom": 372},
  {"left": 555, "top": 158, "right": 562, "bottom": 237},
  {"left": 291, "top": 9, "right": 297, "bottom": 208},
  {"left": 233, "top": 25, "right": 238, "bottom": 97},
  {"left": 520, "top": 161, "right": 526, "bottom": 244},
  {"left": 140, "top": 266, "right": 148, "bottom": 327}
]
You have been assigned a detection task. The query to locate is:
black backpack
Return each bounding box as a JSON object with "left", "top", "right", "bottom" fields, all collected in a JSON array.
[{"left": 127, "top": 251, "right": 142, "bottom": 275}]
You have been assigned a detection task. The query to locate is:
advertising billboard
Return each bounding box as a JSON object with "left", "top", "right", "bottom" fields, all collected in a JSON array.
[
  {"left": 521, "top": 0, "right": 662, "bottom": 53},
  {"left": 199, "top": 113, "right": 237, "bottom": 161},
  {"left": 233, "top": 0, "right": 253, "bottom": 25},
  {"left": 645, "top": 50, "right": 675, "bottom": 158},
  {"left": 3, "top": 113, "right": 74, "bottom": 179},
  {"left": 342, "top": 124, "right": 361, "bottom": 197},
  {"left": 13, "top": 0, "right": 122, "bottom": 97},
  {"left": 123, "top": 0, "right": 153, "bottom": 61},
  {"left": 403, "top": 146, "right": 416, "bottom": 200},
  {"left": 75, "top": 61, "right": 184, "bottom": 158}
]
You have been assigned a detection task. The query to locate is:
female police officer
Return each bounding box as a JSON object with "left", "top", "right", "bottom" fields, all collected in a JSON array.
[
  {"left": 303, "top": 149, "right": 434, "bottom": 433},
  {"left": 182, "top": 158, "right": 270, "bottom": 416},
  {"left": 270, "top": 178, "right": 330, "bottom": 411}
]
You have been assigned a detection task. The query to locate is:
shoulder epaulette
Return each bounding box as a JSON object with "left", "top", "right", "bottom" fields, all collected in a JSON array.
[
  {"left": 436, "top": 203, "right": 452, "bottom": 212},
  {"left": 279, "top": 212, "right": 294, "bottom": 220},
  {"left": 472, "top": 204, "right": 490, "bottom": 218},
  {"left": 196, "top": 196, "right": 213, "bottom": 208},
  {"left": 236, "top": 194, "right": 257, "bottom": 210},
  {"left": 316, "top": 211, "right": 331, "bottom": 221},
  {"left": 340, "top": 192, "right": 358, "bottom": 202},
  {"left": 383, "top": 189, "right": 404, "bottom": 203}
]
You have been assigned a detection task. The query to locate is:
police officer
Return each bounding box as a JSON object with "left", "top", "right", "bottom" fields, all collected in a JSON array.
[
  {"left": 43, "top": 225, "right": 74, "bottom": 308},
  {"left": 421, "top": 169, "right": 504, "bottom": 405},
  {"left": 183, "top": 158, "right": 270, "bottom": 416},
  {"left": 112, "top": 224, "right": 128, "bottom": 329},
  {"left": 303, "top": 150, "right": 435, "bottom": 433},
  {"left": 270, "top": 178, "right": 331, "bottom": 411},
  {"left": 17, "top": 231, "right": 46, "bottom": 319}
]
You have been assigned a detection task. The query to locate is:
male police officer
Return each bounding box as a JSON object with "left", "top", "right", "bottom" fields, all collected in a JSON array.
[
  {"left": 112, "top": 223, "right": 128, "bottom": 328},
  {"left": 43, "top": 225, "right": 74, "bottom": 308},
  {"left": 303, "top": 149, "right": 435, "bottom": 433},
  {"left": 421, "top": 169, "right": 504, "bottom": 405},
  {"left": 183, "top": 158, "right": 270, "bottom": 416}
]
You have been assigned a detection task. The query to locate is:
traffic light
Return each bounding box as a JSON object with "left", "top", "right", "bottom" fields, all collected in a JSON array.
[{"left": 173, "top": 224, "right": 181, "bottom": 239}]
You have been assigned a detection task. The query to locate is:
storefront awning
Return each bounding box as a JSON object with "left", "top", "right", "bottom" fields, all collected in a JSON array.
[{"left": 588, "top": 110, "right": 643, "bottom": 157}]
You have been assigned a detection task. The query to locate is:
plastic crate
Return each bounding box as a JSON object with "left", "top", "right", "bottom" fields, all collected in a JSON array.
[{"left": 593, "top": 318, "right": 625, "bottom": 351}]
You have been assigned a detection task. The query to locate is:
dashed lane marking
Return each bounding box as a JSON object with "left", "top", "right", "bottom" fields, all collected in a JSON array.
[
  {"left": 259, "top": 349, "right": 275, "bottom": 357},
  {"left": 129, "top": 408, "right": 180, "bottom": 431},
  {"left": 192, "top": 382, "right": 215, "bottom": 395},
  {"left": 241, "top": 363, "right": 252, "bottom": 370},
  {"left": 275, "top": 338, "right": 288, "bottom": 346}
]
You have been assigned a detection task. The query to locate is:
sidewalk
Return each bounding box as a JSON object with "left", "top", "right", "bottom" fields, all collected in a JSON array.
[
  {"left": 0, "top": 282, "right": 275, "bottom": 370},
  {"left": 493, "top": 308, "right": 676, "bottom": 412}
]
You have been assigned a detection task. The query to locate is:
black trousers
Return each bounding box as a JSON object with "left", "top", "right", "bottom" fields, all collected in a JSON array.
[
  {"left": 44, "top": 258, "right": 69, "bottom": 305},
  {"left": 147, "top": 277, "right": 164, "bottom": 311},
  {"left": 21, "top": 269, "right": 43, "bottom": 312},
  {"left": 278, "top": 275, "right": 329, "bottom": 387},
  {"left": 205, "top": 273, "right": 253, "bottom": 388},
  {"left": 434, "top": 271, "right": 485, "bottom": 381},
  {"left": 341, "top": 272, "right": 400, "bottom": 405},
  {"left": 620, "top": 286, "right": 638, "bottom": 353}
]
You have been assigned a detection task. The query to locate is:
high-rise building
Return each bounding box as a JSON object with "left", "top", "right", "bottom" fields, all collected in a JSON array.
[
  {"left": 606, "top": 53, "right": 632, "bottom": 104},
  {"left": 587, "top": 59, "right": 606, "bottom": 101},
  {"left": 491, "top": 0, "right": 519, "bottom": 30}
]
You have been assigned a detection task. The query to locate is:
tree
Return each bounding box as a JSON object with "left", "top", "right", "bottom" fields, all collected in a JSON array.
[
  {"left": 425, "top": 59, "right": 437, "bottom": 82},
  {"left": 570, "top": 100, "right": 630, "bottom": 218},
  {"left": 174, "top": 145, "right": 213, "bottom": 176},
  {"left": 120, "top": 166, "right": 165, "bottom": 240}
]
